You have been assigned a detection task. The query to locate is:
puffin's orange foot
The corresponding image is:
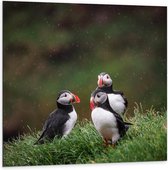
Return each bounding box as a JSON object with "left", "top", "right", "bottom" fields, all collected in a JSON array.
[
  {"left": 111, "top": 143, "right": 116, "bottom": 148},
  {"left": 103, "top": 139, "right": 109, "bottom": 147}
]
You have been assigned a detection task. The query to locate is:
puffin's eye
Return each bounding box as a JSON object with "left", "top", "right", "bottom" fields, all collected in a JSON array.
[
  {"left": 106, "top": 75, "right": 109, "bottom": 79},
  {"left": 64, "top": 94, "right": 67, "bottom": 97},
  {"left": 97, "top": 94, "right": 100, "bottom": 98}
]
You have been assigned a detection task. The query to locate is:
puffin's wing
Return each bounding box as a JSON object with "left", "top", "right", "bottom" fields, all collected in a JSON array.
[
  {"left": 35, "top": 109, "right": 69, "bottom": 144},
  {"left": 112, "top": 111, "right": 124, "bottom": 123},
  {"left": 114, "top": 112, "right": 133, "bottom": 137},
  {"left": 112, "top": 111, "right": 128, "bottom": 136},
  {"left": 41, "top": 109, "right": 56, "bottom": 131},
  {"left": 113, "top": 90, "right": 124, "bottom": 95}
]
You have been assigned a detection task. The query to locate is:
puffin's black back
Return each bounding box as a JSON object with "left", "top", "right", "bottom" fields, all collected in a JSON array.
[{"left": 35, "top": 108, "right": 71, "bottom": 144}]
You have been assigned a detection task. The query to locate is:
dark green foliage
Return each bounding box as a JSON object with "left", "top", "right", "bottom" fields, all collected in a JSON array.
[
  {"left": 3, "top": 107, "right": 167, "bottom": 166},
  {"left": 3, "top": 3, "right": 167, "bottom": 134}
]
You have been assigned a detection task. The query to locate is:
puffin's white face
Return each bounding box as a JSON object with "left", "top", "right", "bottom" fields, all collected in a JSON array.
[
  {"left": 97, "top": 73, "right": 112, "bottom": 87},
  {"left": 94, "top": 92, "right": 108, "bottom": 105},
  {"left": 57, "top": 91, "right": 80, "bottom": 105}
]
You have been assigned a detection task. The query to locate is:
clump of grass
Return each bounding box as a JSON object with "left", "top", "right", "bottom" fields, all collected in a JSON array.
[{"left": 3, "top": 106, "right": 167, "bottom": 166}]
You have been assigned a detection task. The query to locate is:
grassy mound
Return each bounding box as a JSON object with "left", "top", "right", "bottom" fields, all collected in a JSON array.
[{"left": 3, "top": 106, "right": 167, "bottom": 166}]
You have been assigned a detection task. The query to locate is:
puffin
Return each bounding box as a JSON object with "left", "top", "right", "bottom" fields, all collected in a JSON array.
[
  {"left": 35, "top": 90, "right": 80, "bottom": 144},
  {"left": 91, "top": 89, "right": 132, "bottom": 146},
  {"left": 90, "top": 72, "right": 128, "bottom": 116}
]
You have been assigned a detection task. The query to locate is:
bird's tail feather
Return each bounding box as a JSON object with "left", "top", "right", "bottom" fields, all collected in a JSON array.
[
  {"left": 34, "top": 130, "right": 46, "bottom": 145},
  {"left": 124, "top": 122, "right": 133, "bottom": 125},
  {"left": 34, "top": 138, "right": 45, "bottom": 145},
  {"left": 124, "top": 122, "right": 133, "bottom": 132}
]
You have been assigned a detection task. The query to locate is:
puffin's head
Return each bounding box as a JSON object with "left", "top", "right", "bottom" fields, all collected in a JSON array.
[
  {"left": 90, "top": 89, "right": 108, "bottom": 109},
  {"left": 57, "top": 90, "right": 80, "bottom": 105},
  {"left": 97, "top": 72, "right": 112, "bottom": 88},
  {"left": 93, "top": 90, "right": 108, "bottom": 106}
]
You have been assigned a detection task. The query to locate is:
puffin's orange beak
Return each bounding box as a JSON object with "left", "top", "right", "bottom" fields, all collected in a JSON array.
[
  {"left": 71, "top": 93, "right": 80, "bottom": 103},
  {"left": 90, "top": 96, "right": 95, "bottom": 110},
  {"left": 97, "top": 76, "right": 103, "bottom": 87}
]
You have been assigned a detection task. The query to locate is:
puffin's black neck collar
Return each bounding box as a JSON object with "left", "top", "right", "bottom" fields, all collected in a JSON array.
[
  {"left": 57, "top": 102, "right": 73, "bottom": 113},
  {"left": 99, "top": 85, "right": 113, "bottom": 93}
]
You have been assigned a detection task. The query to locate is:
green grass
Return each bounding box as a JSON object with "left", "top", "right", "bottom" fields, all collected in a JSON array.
[{"left": 3, "top": 106, "right": 167, "bottom": 166}]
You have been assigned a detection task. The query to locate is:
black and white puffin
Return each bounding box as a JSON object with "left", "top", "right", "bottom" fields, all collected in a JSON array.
[
  {"left": 91, "top": 89, "right": 132, "bottom": 146},
  {"left": 35, "top": 90, "right": 80, "bottom": 144},
  {"left": 90, "top": 72, "right": 128, "bottom": 116}
]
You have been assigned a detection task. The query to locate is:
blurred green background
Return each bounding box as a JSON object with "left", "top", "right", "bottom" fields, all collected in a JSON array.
[{"left": 3, "top": 2, "right": 167, "bottom": 141}]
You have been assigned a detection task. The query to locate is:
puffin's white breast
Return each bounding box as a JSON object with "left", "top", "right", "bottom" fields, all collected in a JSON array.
[
  {"left": 63, "top": 108, "right": 77, "bottom": 136},
  {"left": 91, "top": 107, "right": 118, "bottom": 140},
  {"left": 108, "top": 93, "right": 125, "bottom": 115}
]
